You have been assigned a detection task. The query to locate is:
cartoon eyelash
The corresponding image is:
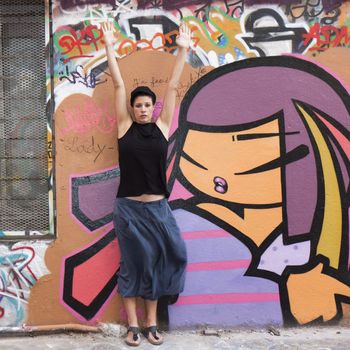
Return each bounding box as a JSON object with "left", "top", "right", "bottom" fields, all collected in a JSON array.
[
  {"left": 181, "top": 151, "right": 208, "bottom": 170},
  {"left": 235, "top": 131, "right": 299, "bottom": 141},
  {"left": 235, "top": 144, "right": 309, "bottom": 175}
]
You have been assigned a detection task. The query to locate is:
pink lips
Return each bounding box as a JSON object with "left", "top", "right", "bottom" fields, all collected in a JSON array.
[{"left": 213, "top": 176, "right": 228, "bottom": 194}]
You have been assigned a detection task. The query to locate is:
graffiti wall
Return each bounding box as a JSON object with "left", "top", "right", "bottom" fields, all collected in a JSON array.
[
  {"left": 19, "top": 0, "right": 350, "bottom": 329},
  {"left": 0, "top": 242, "right": 49, "bottom": 327}
]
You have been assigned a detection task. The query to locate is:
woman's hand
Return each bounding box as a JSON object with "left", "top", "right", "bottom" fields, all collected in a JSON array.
[
  {"left": 102, "top": 20, "right": 116, "bottom": 47},
  {"left": 176, "top": 22, "right": 192, "bottom": 49}
]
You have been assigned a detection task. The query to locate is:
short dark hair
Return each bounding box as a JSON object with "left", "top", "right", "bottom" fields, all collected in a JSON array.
[{"left": 130, "top": 86, "right": 156, "bottom": 106}]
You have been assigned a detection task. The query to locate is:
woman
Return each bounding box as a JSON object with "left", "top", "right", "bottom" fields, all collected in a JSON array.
[{"left": 102, "top": 20, "right": 191, "bottom": 346}]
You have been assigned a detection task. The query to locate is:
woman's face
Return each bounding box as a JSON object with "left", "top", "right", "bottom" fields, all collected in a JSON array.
[
  {"left": 132, "top": 95, "right": 154, "bottom": 124},
  {"left": 179, "top": 119, "right": 282, "bottom": 205}
]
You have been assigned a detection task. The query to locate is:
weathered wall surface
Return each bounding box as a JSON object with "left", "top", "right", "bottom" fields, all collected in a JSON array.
[{"left": 3, "top": 0, "right": 350, "bottom": 329}]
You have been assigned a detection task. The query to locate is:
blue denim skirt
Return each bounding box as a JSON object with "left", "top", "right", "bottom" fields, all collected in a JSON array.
[{"left": 113, "top": 197, "right": 187, "bottom": 300}]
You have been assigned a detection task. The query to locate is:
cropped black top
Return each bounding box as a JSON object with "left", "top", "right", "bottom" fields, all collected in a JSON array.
[{"left": 116, "top": 122, "right": 169, "bottom": 198}]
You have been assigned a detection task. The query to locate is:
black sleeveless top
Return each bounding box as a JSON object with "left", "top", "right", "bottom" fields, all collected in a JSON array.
[{"left": 117, "top": 122, "right": 169, "bottom": 198}]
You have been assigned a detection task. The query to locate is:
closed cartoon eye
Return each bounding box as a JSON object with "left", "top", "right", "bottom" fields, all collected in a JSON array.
[
  {"left": 235, "top": 144, "right": 309, "bottom": 175},
  {"left": 181, "top": 151, "right": 208, "bottom": 170}
]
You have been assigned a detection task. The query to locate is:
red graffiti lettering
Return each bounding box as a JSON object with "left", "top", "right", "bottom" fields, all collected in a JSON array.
[
  {"left": 57, "top": 25, "right": 104, "bottom": 63},
  {"left": 303, "top": 23, "right": 350, "bottom": 51}
]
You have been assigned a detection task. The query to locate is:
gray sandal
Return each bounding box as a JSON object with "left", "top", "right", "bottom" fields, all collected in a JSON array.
[
  {"left": 125, "top": 326, "right": 141, "bottom": 347},
  {"left": 143, "top": 325, "right": 164, "bottom": 345}
]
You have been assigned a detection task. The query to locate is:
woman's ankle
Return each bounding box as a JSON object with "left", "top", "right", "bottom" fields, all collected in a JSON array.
[{"left": 145, "top": 319, "right": 157, "bottom": 327}]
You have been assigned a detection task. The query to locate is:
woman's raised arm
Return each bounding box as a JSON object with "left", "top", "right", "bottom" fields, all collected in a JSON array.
[
  {"left": 157, "top": 23, "right": 192, "bottom": 138},
  {"left": 102, "top": 21, "right": 132, "bottom": 135}
]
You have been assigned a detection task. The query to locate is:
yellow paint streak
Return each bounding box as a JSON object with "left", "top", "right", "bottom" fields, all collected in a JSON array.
[
  {"left": 297, "top": 105, "right": 342, "bottom": 268},
  {"left": 185, "top": 7, "right": 255, "bottom": 60}
]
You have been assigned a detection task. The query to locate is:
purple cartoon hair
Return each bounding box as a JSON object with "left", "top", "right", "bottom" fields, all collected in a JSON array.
[{"left": 170, "top": 56, "right": 350, "bottom": 242}]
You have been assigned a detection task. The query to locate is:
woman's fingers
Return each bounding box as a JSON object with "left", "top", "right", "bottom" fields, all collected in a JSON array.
[
  {"left": 101, "top": 20, "right": 114, "bottom": 33},
  {"left": 179, "top": 23, "right": 184, "bottom": 36},
  {"left": 101, "top": 20, "right": 116, "bottom": 42},
  {"left": 184, "top": 23, "right": 189, "bottom": 35},
  {"left": 102, "top": 22, "right": 109, "bottom": 33},
  {"left": 179, "top": 22, "right": 191, "bottom": 39}
]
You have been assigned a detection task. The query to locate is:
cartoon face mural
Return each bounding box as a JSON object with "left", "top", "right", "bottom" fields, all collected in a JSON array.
[
  {"left": 167, "top": 56, "right": 350, "bottom": 327},
  {"left": 180, "top": 118, "right": 283, "bottom": 205}
]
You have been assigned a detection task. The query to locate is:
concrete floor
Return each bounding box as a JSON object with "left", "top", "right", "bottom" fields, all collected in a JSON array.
[{"left": 0, "top": 325, "right": 350, "bottom": 350}]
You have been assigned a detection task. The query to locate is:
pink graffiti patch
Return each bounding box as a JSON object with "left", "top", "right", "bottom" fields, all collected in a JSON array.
[
  {"left": 176, "top": 292, "right": 280, "bottom": 305},
  {"left": 186, "top": 260, "right": 250, "bottom": 272},
  {"left": 62, "top": 229, "right": 120, "bottom": 321}
]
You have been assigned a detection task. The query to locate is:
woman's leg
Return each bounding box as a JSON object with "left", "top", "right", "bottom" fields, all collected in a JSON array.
[
  {"left": 144, "top": 299, "right": 163, "bottom": 344},
  {"left": 123, "top": 297, "right": 141, "bottom": 345}
]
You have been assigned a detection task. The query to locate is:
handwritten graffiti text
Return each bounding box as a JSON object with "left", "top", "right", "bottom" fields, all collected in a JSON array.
[
  {"left": 64, "top": 136, "right": 113, "bottom": 163},
  {"left": 59, "top": 65, "right": 107, "bottom": 88}
]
